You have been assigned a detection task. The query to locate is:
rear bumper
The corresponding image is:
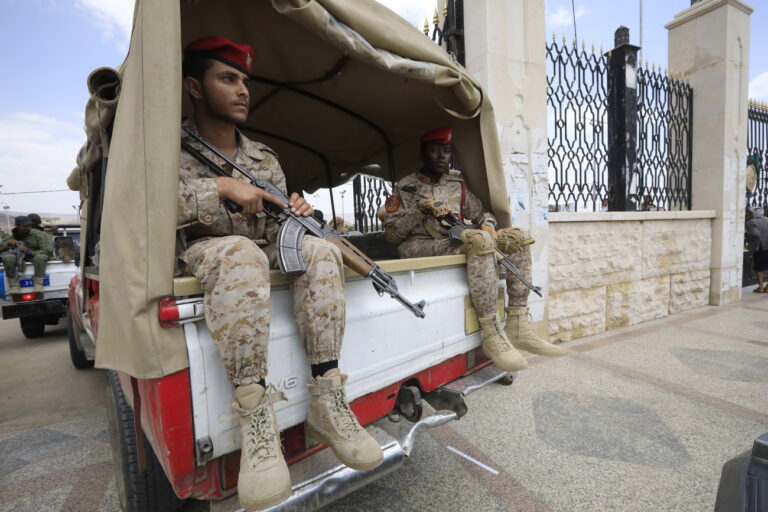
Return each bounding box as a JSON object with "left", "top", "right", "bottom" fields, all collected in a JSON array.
[
  {"left": 1, "top": 298, "right": 67, "bottom": 319},
  {"left": 209, "top": 365, "right": 512, "bottom": 512}
]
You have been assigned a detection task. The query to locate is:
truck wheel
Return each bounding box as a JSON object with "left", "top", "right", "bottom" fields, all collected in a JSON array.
[
  {"left": 19, "top": 317, "right": 45, "bottom": 338},
  {"left": 106, "top": 371, "right": 183, "bottom": 512},
  {"left": 67, "top": 310, "right": 94, "bottom": 369}
]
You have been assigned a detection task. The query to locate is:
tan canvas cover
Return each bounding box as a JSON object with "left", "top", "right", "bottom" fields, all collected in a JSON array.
[{"left": 91, "top": 0, "right": 510, "bottom": 378}]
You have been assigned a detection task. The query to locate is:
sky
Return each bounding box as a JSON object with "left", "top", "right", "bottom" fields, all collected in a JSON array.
[{"left": 0, "top": 0, "right": 766, "bottom": 218}]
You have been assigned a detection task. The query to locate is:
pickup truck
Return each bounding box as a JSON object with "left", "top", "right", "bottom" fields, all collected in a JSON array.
[
  {"left": 66, "top": 1, "right": 525, "bottom": 510},
  {"left": 1, "top": 225, "right": 80, "bottom": 339}
]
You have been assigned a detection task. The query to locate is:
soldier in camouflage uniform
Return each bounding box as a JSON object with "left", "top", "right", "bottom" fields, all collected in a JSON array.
[
  {"left": 383, "top": 127, "right": 566, "bottom": 372},
  {"left": 1, "top": 215, "right": 53, "bottom": 294},
  {"left": 178, "top": 37, "right": 381, "bottom": 511}
]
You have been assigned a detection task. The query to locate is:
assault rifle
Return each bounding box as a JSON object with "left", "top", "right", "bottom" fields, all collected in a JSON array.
[
  {"left": 181, "top": 127, "right": 426, "bottom": 319},
  {"left": 400, "top": 185, "right": 543, "bottom": 298}
]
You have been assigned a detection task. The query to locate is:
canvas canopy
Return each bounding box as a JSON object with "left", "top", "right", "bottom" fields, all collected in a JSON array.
[{"left": 82, "top": 0, "right": 510, "bottom": 378}]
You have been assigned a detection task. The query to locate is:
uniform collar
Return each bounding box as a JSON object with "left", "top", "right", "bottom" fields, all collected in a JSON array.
[{"left": 181, "top": 118, "right": 265, "bottom": 162}]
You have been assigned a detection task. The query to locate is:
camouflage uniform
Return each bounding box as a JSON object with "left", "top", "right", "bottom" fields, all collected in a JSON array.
[
  {"left": 178, "top": 120, "right": 345, "bottom": 386},
  {"left": 384, "top": 171, "right": 532, "bottom": 317},
  {"left": 0, "top": 228, "right": 53, "bottom": 279}
]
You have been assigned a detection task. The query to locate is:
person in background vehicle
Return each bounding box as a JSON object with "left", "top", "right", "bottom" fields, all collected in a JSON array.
[
  {"left": 177, "top": 36, "right": 382, "bottom": 510},
  {"left": 746, "top": 206, "right": 768, "bottom": 293},
  {"left": 0, "top": 216, "right": 53, "bottom": 293},
  {"left": 383, "top": 127, "right": 567, "bottom": 372}
]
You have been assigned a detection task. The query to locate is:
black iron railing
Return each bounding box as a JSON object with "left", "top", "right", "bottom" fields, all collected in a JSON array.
[
  {"left": 547, "top": 27, "right": 693, "bottom": 212},
  {"left": 747, "top": 101, "right": 768, "bottom": 208},
  {"left": 353, "top": 174, "right": 391, "bottom": 233},
  {"left": 547, "top": 37, "right": 609, "bottom": 212},
  {"left": 426, "top": 0, "right": 465, "bottom": 65},
  {"left": 635, "top": 64, "right": 693, "bottom": 211}
]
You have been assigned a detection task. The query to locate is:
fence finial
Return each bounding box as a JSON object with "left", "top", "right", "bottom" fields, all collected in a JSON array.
[
  {"left": 423, "top": 18, "right": 429, "bottom": 35},
  {"left": 562, "top": 34, "right": 567, "bottom": 44},
  {"left": 591, "top": 42, "right": 595, "bottom": 53},
  {"left": 443, "top": 1, "right": 448, "bottom": 17},
  {"left": 433, "top": 7, "right": 439, "bottom": 26},
  {"left": 552, "top": 31, "right": 557, "bottom": 42}
]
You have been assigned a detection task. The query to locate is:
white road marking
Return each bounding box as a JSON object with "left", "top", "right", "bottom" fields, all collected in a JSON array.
[{"left": 446, "top": 445, "right": 499, "bottom": 475}]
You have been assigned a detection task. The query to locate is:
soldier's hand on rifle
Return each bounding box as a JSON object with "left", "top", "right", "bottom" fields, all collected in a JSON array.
[
  {"left": 9, "top": 239, "right": 18, "bottom": 247},
  {"left": 481, "top": 223, "right": 498, "bottom": 242},
  {"left": 215, "top": 177, "right": 288, "bottom": 215},
  {"left": 17, "top": 245, "right": 28, "bottom": 253},
  {"left": 288, "top": 192, "right": 314, "bottom": 217},
  {"left": 417, "top": 199, "right": 451, "bottom": 218}
]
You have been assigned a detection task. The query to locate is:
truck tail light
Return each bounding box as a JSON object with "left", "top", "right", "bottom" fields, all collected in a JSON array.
[
  {"left": 159, "top": 297, "right": 180, "bottom": 328},
  {"left": 159, "top": 297, "right": 204, "bottom": 328},
  {"left": 17, "top": 293, "right": 41, "bottom": 302}
]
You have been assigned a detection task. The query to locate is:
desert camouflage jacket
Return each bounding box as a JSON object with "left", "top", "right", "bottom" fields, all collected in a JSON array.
[
  {"left": 384, "top": 170, "right": 495, "bottom": 240},
  {"left": 177, "top": 119, "right": 287, "bottom": 253}
]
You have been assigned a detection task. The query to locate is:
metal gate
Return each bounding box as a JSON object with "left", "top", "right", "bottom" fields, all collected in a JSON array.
[{"left": 743, "top": 101, "right": 768, "bottom": 287}]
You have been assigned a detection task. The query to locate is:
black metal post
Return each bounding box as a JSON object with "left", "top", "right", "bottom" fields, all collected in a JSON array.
[{"left": 606, "top": 26, "right": 640, "bottom": 211}]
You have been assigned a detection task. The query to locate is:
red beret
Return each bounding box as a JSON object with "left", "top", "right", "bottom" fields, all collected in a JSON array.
[
  {"left": 184, "top": 36, "right": 254, "bottom": 75},
  {"left": 420, "top": 126, "right": 453, "bottom": 144}
]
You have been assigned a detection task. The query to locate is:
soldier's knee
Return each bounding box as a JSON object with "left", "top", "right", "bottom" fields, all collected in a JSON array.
[
  {"left": 460, "top": 229, "right": 495, "bottom": 257},
  {"left": 497, "top": 227, "right": 534, "bottom": 255},
  {"left": 306, "top": 237, "right": 342, "bottom": 264},
  {"left": 31, "top": 254, "right": 48, "bottom": 264},
  {"left": 1, "top": 254, "right": 14, "bottom": 266}
]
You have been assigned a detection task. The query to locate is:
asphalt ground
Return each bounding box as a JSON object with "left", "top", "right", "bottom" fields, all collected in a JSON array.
[{"left": 1, "top": 289, "right": 767, "bottom": 511}]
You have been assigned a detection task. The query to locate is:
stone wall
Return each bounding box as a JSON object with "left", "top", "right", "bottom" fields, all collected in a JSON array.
[{"left": 548, "top": 211, "right": 715, "bottom": 343}]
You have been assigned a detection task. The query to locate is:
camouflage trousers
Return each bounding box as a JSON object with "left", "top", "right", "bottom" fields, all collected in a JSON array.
[
  {"left": 181, "top": 235, "right": 345, "bottom": 386},
  {"left": 397, "top": 230, "right": 532, "bottom": 317},
  {"left": 1, "top": 252, "right": 48, "bottom": 279}
]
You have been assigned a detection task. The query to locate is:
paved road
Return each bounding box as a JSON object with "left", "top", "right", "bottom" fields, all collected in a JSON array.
[{"left": 1, "top": 291, "right": 767, "bottom": 511}]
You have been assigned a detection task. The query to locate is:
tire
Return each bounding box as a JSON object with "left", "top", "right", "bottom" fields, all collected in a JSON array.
[
  {"left": 106, "top": 371, "right": 184, "bottom": 512},
  {"left": 19, "top": 316, "right": 45, "bottom": 339},
  {"left": 67, "top": 310, "right": 94, "bottom": 369}
]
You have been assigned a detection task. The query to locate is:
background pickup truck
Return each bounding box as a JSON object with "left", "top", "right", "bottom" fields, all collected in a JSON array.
[{"left": 1, "top": 225, "right": 80, "bottom": 339}]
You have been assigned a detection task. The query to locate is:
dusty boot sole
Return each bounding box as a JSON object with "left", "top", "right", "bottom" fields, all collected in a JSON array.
[
  {"left": 239, "top": 485, "right": 292, "bottom": 511},
  {"left": 481, "top": 346, "right": 529, "bottom": 371},
  {"left": 305, "top": 424, "right": 384, "bottom": 471},
  {"left": 511, "top": 343, "right": 568, "bottom": 357}
]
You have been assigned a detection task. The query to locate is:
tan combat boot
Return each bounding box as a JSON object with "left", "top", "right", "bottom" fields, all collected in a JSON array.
[
  {"left": 479, "top": 314, "right": 529, "bottom": 371},
  {"left": 233, "top": 383, "right": 292, "bottom": 511},
  {"left": 505, "top": 306, "right": 568, "bottom": 356},
  {"left": 33, "top": 277, "right": 44, "bottom": 293},
  {"left": 7, "top": 277, "right": 20, "bottom": 295},
  {"left": 305, "top": 369, "right": 383, "bottom": 471}
]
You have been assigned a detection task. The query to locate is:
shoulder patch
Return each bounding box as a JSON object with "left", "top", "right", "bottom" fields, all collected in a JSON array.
[{"left": 385, "top": 195, "right": 402, "bottom": 213}]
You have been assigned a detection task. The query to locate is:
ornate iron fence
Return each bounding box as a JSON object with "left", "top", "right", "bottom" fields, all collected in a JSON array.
[
  {"left": 353, "top": 174, "right": 391, "bottom": 233},
  {"left": 547, "top": 37, "right": 609, "bottom": 212},
  {"left": 635, "top": 65, "right": 693, "bottom": 211},
  {"left": 547, "top": 28, "right": 693, "bottom": 212},
  {"left": 747, "top": 101, "right": 768, "bottom": 208}
]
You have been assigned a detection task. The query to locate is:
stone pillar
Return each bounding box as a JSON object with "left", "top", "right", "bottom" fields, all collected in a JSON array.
[
  {"left": 462, "top": 0, "right": 549, "bottom": 333},
  {"left": 666, "top": 0, "right": 753, "bottom": 305}
]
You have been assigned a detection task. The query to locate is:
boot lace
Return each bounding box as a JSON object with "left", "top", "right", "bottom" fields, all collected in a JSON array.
[
  {"left": 329, "top": 387, "right": 363, "bottom": 436},
  {"left": 236, "top": 404, "right": 278, "bottom": 463}
]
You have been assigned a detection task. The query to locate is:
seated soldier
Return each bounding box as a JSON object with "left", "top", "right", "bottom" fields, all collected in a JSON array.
[
  {"left": 177, "top": 37, "right": 382, "bottom": 510},
  {"left": 383, "top": 127, "right": 566, "bottom": 372},
  {"left": 1, "top": 215, "right": 53, "bottom": 293}
]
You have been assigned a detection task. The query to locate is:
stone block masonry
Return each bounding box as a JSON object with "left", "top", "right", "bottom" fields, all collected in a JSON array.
[{"left": 548, "top": 211, "right": 715, "bottom": 343}]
